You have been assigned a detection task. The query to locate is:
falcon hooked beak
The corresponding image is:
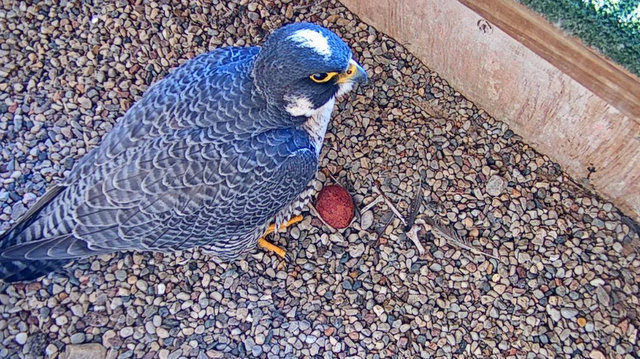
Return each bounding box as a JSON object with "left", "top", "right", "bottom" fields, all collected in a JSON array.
[
  {"left": 335, "top": 59, "right": 367, "bottom": 97},
  {"left": 337, "top": 59, "right": 368, "bottom": 84}
]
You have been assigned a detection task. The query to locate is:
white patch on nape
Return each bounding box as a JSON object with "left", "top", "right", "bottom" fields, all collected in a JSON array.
[
  {"left": 287, "top": 29, "right": 332, "bottom": 58},
  {"left": 285, "top": 96, "right": 316, "bottom": 117}
]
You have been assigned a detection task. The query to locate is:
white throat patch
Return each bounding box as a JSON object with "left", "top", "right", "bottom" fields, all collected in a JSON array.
[
  {"left": 302, "top": 98, "right": 336, "bottom": 155},
  {"left": 337, "top": 81, "right": 354, "bottom": 98},
  {"left": 287, "top": 29, "right": 332, "bottom": 58}
]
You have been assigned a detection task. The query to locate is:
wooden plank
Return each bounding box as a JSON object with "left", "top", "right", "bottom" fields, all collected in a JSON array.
[
  {"left": 339, "top": 0, "right": 640, "bottom": 221},
  {"left": 458, "top": 0, "right": 640, "bottom": 120}
]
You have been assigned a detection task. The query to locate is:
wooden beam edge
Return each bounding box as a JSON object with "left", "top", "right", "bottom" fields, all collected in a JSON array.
[{"left": 457, "top": 0, "right": 640, "bottom": 120}]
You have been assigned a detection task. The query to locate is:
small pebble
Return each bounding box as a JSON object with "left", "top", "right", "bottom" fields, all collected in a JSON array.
[
  {"left": 486, "top": 175, "right": 507, "bottom": 196},
  {"left": 15, "top": 333, "right": 27, "bottom": 345},
  {"left": 561, "top": 308, "right": 578, "bottom": 319}
]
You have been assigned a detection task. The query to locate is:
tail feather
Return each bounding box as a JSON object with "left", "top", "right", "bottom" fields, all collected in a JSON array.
[
  {"left": 1, "top": 235, "right": 102, "bottom": 260},
  {"left": 0, "top": 185, "right": 72, "bottom": 282},
  {"left": 0, "top": 185, "right": 65, "bottom": 248},
  {"left": 0, "top": 258, "right": 72, "bottom": 283}
]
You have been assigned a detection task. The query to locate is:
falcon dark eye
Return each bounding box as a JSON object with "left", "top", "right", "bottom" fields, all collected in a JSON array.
[{"left": 310, "top": 72, "right": 338, "bottom": 83}]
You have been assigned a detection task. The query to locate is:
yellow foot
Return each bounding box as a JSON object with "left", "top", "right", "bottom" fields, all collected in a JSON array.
[
  {"left": 257, "top": 215, "right": 304, "bottom": 260},
  {"left": 263, "top": 215, "right": 304, "bottom": 236},
  {"left": 258, "top": 237, "right": 287, "bottom": 259}
]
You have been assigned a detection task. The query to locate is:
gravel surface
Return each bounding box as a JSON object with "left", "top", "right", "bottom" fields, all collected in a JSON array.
[{"left": 1, "top": 0, "right": 639, "bottom": 358}]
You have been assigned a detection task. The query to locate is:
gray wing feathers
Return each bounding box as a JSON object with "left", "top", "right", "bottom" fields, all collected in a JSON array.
[
  {"left": 0, "top": 46, "right": 317, "bottom": 265},
  {"left": 1, "top": 235, "right": 110, "bottom": 260},
  {"left": 2, "top": 127, "right": 316, "bottom": 260}
]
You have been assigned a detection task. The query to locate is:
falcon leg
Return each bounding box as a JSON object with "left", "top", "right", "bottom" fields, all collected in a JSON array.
[
  {"left": 257, "top": 238, "right": 287, "bottom": 258},
  {"left": 258, "top": 215, "right": 304, "bottom": 259}
]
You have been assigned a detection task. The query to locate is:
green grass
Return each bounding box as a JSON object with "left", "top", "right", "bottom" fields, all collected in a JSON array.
[{"left": 516, "top": 0, "right": 640, "bottom": 77}]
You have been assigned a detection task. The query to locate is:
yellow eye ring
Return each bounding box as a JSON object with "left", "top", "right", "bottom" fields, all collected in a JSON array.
[{"left": 310, "top": 72, "right": 339, "bottom": 83}]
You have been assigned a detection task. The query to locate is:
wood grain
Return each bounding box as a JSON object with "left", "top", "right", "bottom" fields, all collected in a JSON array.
[
  {"left": 458, "top": 0, "right": 640, "bottom": 120},
  {"left": 340, "top": 0, "right": 640, "bottom": 221}
]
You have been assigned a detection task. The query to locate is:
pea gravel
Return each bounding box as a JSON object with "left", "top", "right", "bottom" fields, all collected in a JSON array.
[{"left": 1, "top": 0, "right": 639, "bottom": 358}]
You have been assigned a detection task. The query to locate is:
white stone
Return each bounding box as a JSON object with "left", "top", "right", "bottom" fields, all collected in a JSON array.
[
  {"left": 349, "top": 243, "right": 365, "bottom": 258},
  {"left": 62, "top": 344, "right": 107, "bottom": 359},
  {"left": 15, "top": 333, "right": 27, "bottom": 345},
  {"left": 360, "top": 211, "right": 374, "bottom": 230},
  {"left": 486, "top": 175, "right": 507, "bottom": 196}
]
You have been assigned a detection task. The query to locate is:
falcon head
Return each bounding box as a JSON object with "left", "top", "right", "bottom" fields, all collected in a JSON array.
[{"left": 253, "top": 22, "right": 367, "bottom": 117}]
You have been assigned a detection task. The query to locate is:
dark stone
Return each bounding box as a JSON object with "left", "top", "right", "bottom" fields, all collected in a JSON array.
[
  {"left": 158, "top": 307, "right": 169, "bottom": 317},
  {"left": 341, "top": 280, "right": 352, "bottom": 290},
  {"left": 216, "top": 313, "right": 228, "bottom": 323},
  {"left": 539, "top": 334, "right": 549, "bottom": 344},
  {"left": 352, "top": 281, "right": 362, "bottom": 290},
  {"left": 555, "top": 236, "right": 567, "bottom": 245}
]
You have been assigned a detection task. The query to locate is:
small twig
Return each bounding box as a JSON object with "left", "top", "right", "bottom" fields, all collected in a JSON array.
[
  {"left": 423, "top": 218, "right": 500, "bottom": 260},
  {"left": 361, "top": 196, "right": 383, "bottom": 213},
  {"left": 405, "top": 225, "right": 425, "bottom": 255},
  {"left": 329, "top": 173, "right": 341, "bottom": 186},
  {"left": 421, "top": 198, "right": 439, "bottom": 213},
  {"left": 373, "top": 183, "right": 406, "bottom": 226}
]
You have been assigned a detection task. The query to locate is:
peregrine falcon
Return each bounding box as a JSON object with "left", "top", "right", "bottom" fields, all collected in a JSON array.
[{"left": 0, "top": 22, "right": 367, "bottom": 282}]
